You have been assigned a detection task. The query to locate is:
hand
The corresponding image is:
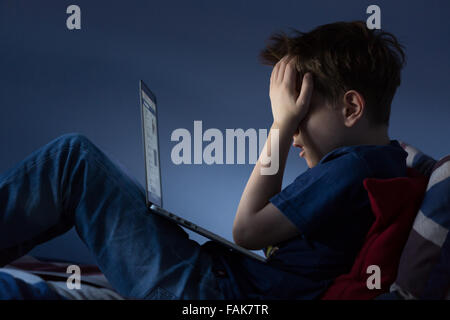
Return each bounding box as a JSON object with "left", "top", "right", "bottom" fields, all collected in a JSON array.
[{"left": 269, "top": 55, "right": 314, "bottom": 133}]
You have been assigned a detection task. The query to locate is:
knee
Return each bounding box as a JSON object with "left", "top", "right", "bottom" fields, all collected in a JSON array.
[{"left": 57, "top": 132, "right": 95, "bottom": 152}]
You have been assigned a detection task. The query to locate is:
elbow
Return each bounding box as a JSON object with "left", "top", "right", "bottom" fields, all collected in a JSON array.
[
  {"left": 232, "top": 225, "right": 247, "bottom": 248},
  {"left": 232, "top": 222, "right": 261, "bottom": 250}
]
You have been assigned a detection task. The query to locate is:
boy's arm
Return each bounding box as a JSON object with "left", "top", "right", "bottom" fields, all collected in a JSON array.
[
  {"left": 233, "top": 56, "right": 313, "bottom": 250},
  {"left": 232, "top": 122, "right": 299, "bottom": 250}
]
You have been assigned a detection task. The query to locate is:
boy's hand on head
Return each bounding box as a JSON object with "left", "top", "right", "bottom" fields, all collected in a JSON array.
[
  {"left": 269, "top": 55, "right": 314, "bottom": 134},
  {"left": 235, "top": 55, "right": 311, "bottom": 249}
]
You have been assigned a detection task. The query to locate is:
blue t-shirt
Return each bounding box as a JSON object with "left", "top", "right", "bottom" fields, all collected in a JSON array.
[{"left": 204, "top": 140, "right": 408, "bottom": 299}]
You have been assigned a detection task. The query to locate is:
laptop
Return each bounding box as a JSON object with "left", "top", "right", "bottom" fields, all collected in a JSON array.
[{"left": 139, "top": 80, "right": 266, "bottom": 263}]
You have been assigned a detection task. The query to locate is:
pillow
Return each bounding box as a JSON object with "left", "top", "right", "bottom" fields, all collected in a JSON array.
[
  {"left": 321, "top": 167, "right": 428, "bottom": 299},
  {"left": 389, "top": 141, "right": 450, "bottom": 299},
  {"left": 399, "top": 141, "right": 437, "bottom": 177}
]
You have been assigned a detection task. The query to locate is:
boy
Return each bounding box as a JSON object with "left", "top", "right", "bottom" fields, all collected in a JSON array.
[{"left": 0, "top": 20, "right": 407, "bottom": 299}]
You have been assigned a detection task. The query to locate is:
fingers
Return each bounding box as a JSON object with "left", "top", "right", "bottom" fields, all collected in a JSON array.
[
  {"left": 271, "top": 55, "right": 297, "bottom": 84},
  {"left": 283, "top": 57, "right": 297, "bottom": 91},
  {"left": 296, "top": 73, "right": 314, "bottom": 107},
  {"left": 271, "top": 55, "right": 289, "bottom": 84},
  {"left": 271, "top": 58, "right": 281, "bottom": 84},
  {"left": 277, "top": 55, "right": 291, "bottom": 83}
]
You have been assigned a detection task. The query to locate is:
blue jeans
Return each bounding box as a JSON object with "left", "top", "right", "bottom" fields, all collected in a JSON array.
[{"left": 0, "top": 133, "right": 226, "bottom": 299}]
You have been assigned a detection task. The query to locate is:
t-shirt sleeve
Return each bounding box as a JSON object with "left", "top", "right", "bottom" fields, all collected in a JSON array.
[{"left": 270, "top": 152, "right": 370, "bottom": 237}]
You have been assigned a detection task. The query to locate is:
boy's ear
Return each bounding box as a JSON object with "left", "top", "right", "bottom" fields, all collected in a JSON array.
[{"left": 342, "top": 90, "right": 365, "bottom": 127}]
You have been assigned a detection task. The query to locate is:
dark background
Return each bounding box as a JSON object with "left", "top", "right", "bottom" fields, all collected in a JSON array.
[{"left": 1, "top": 0, "right": 449, "bottom": 264}]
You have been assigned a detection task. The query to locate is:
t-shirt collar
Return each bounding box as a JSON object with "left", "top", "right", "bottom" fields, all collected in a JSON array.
[{"left": 319, "top": 140, "right": 403, "bottom": 165}]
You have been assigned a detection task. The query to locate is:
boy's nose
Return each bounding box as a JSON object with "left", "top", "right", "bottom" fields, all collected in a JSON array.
[{"left": 292, "top": 138, "right": 303, "bottom": 148}]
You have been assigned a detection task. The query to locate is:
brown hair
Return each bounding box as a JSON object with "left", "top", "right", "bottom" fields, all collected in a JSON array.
[{"left": 259, "top": 21, "right": 406, "bottom": 127}]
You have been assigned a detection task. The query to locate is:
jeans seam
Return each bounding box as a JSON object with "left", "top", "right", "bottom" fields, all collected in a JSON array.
[
  {"left": 0, "top": 145, "right": 73, "bottom": 187},
  {"left": 79, "top": 143, "right": 145, "bottom": 213}
]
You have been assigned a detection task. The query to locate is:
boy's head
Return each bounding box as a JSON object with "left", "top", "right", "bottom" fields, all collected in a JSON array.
[{"left": 259, "top": 21, "right": 406, "bottom": 168}]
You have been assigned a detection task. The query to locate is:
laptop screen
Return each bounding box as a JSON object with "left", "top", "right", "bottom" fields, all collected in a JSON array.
[{"left": 140, "top": 81, "right": 162, "bottom": 207}]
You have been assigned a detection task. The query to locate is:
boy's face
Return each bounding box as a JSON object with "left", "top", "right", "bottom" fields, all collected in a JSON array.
[{"left": 292, "top": 90, "right": 344, "bottom": 168}]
